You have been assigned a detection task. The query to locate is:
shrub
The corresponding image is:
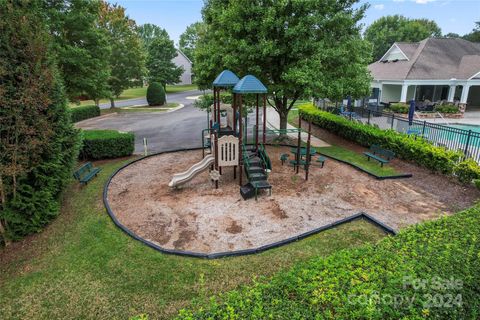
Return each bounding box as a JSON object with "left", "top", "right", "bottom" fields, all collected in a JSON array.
[
  {"left": 435, "top": 104, "right": 459, "bottom": 114},
  {"left": 387, "top": 103, "right": 409, "bottom": 114},
  {"left": 70, "top": 105, "right": 100, "bottom": 123},
  {"left": 298, "top": 103, "right": 462, "bottom": 175},
  {"left": 454, "top": 159, "right": 480, "bottom": 183},
  {"left": 146, "top": 82, "right": 166, "bottom": 106},
  {"left": 80, "top": 130, "right": 134, "bottom": 160},
  {"left": 177, "top": 204, "right": 480, "bottom": 319}
]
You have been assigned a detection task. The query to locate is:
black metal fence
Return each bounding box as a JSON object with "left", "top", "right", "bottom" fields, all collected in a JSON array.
[{"left": 327, "top": 106, "right": 480, "bottom": 163}]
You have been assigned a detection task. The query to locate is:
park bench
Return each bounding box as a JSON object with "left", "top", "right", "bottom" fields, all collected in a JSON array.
[
  {"left": 73, "top": 162, "right": 101, "bottom": 185},
  {"left": 363, "top": 145, "right": 395, "bottom": 167}
]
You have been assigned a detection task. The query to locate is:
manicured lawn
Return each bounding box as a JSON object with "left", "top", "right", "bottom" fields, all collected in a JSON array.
[
  {"left": 318, "top": 145, "right": 399, "bottom": 177},
  {"left": 69, "top": 85, "right": 198, "bottom": 107},
  {"left": 0, "top": 158, "right": 386, "bottom": 319},
  {"left": 287, "top": 109, "right": 400, "bottom": 177}
]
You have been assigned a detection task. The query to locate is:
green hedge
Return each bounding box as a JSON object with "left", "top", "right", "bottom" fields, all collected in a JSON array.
[
  {"left": 80, "top": 130, "right": 134, "bottom": 160},
  {"left": 70, "top": 105, "right": 100, "bottom": 123},
  {"left": 298, "top": 104, "right": 480, "bottom": 185},
  {"left": 177, "top": 205, "right": 480, "bottom": 319}
]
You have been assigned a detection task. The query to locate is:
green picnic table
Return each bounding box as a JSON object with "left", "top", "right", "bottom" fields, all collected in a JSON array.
[{"left": 290, "top": 147, "right": 317, "bottom": 156}]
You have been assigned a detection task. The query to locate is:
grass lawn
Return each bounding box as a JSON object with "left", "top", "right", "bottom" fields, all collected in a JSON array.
[
  {"left": 318, "top": 145, "right": 399, "bottom": 177},
  {"left": 0, "top": 158, "right": 386, "bottom": 319},
  {"left": 69, "top": 85, "right": 198, "bottom": 107},
  {"left": 287, "top": 109, "right": 400, "bottom": 177}
]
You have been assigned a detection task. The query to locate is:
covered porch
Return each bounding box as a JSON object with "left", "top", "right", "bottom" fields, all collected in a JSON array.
[{"left": 371, "top": 79, "right": 480, "bottom": 111}]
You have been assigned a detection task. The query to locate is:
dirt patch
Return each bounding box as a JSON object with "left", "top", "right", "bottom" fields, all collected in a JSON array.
[
  {"left": 106, "top": 147, "right": 479, "bottom": 254},
  {"left": 226, "top": 220, "right": 243, "bottom": 234}
]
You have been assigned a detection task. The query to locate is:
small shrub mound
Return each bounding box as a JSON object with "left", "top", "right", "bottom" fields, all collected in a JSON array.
[
  {"left": 146, "top": 82, "right": 166, "bottom": 106},
  {"left": 298, "top": 104, "right": 480, "bottom": 185},
  {"left": 177, "top": 205, "right": 480, "bottom": 319},
  {"left": 435, "top": 104, "right": 459, "bottom": 114},
  {"left": 387, "top": 102, "right": 409, "bottom": 114},
  {"left": 81, "top": 130, "right": 134, "bottom": 160},
  {"left": 70, "top": 105, "right": 100, "bottom": 122}
]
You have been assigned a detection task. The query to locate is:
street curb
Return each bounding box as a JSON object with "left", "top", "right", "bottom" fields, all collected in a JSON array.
[
  {"left": 74, "top": 112, "right": 117, "bottom": 126},
  {"left": 103, "top": 146, "right": 397, "bottom": 259}
]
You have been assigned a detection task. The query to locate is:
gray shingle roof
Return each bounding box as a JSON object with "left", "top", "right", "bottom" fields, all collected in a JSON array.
[{"left": 368, "top": 38, "right": 480, "bottom": 81}]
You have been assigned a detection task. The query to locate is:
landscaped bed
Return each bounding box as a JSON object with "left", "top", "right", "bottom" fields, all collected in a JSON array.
[{"left": 106, "top": 146, "right": 478, "bottom": 255}]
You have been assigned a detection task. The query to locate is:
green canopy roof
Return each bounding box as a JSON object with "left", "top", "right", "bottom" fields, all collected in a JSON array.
[
  {"left": 212, "top": 70, "right": 240, "bottom": 87},
  {"left": 232, "top": 75, "right": 268, "bottom": 94}
]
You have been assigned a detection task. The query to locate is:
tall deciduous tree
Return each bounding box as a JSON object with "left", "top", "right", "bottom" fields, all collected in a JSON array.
[
  {"left": 137, "top": 23, "right": 169, "bottom": 49},
  {"left": 179, "top": 21, "right": 205, "bottom": 63},
  {"left": 100, "top": 1, "right": 146, "bottom": 108},
  {"left": 0, "top": 0, "right": 80, "bottom": 243},
  {"left": 146, "top": 30, "right": 183, "bottom": 88},
  {"left": 44, "top": 0, "right": 111, "bottom": 104},
  {"left": 364, "top": 15, "right": 442, "bottom": 61},
  {"left": 195, "top": 0, "right": 372, "bottom": 130}
]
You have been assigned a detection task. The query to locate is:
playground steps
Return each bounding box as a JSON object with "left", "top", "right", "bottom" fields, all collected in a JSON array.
[
  {"left": 240, "top": 183, "right": 256, "bottom": 200},
  {"left": 248, "top": 165, "right": 264, "bottom": 174},
  {"left": 249, "top": 172, "right": 267, "bottom": 182}
]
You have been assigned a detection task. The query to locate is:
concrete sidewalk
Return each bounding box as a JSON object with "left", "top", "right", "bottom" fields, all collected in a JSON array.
[{"left": 266, "top": 108, "right": 330, "bottom": 147}]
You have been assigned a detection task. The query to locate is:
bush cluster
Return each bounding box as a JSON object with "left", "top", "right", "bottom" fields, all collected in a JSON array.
[
  {"left": 70, "top": 105, "right": 101, "bottom": 122},
  {"left": 387, "top": 103, "right": 409, "bottom": 113},
  {"left": 298, "top": 104, "right": 480, "bottom": 185},
  {"left": 80, "top": 130, "right": 134, "bottom": 160},
  {"left": 146, "top": 82, "right": 166, "bottom": 106},
  {"left": 177, "top": 204, "right": 480, "bottom": 319},
  {"left": 435, "top": 104, "right": 459, "bottom": 114}
]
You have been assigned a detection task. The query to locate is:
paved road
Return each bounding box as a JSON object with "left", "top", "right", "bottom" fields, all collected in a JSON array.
[{"left": 78, "top": 90, "right": 209, "bottom": 153}]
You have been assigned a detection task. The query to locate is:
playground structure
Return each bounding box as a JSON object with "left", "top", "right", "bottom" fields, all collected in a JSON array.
[{"left": 169, "top": 69, "right": 315, "bottom": 199}]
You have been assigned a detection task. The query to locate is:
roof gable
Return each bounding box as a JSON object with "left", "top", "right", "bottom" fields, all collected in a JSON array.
[
  {"left": 368, "top": 38, "right": 480, "bottom": 81},
  {"left": 379, "top": 43, "right": 409, "bottom": 62}
]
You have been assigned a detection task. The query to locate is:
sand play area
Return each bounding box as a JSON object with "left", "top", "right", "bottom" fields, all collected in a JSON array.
[{"left": 106, "top": 146, "right": 478, "bottom": 254}]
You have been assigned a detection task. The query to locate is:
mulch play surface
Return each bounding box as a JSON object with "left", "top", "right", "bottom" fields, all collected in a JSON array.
[{"left": 106, "top": 144, "right": 479, "bottom": 254}]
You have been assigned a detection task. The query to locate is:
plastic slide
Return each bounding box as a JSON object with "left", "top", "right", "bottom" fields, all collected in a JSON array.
[{"left": 168, "top": 155, "right": 215, "bottom": 187}]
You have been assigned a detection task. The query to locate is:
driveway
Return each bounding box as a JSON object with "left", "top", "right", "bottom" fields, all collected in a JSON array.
[{"left": 78, "top": 90, "right": 208, "bottom": 153}]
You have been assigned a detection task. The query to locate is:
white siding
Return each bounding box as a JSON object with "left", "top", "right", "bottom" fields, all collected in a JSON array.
[{"left": 172, "top": 50, "right": 192, "bottom": 85}]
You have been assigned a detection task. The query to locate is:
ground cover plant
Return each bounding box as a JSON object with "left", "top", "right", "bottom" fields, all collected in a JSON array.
[
  {"left": 80, "top": 130, "right": 135, "bottom": 159},
  {"left": 176, "top": 203, "right": 480, "bottom": 319},
  {"left": 0, "top": 159, "right": 386, "bottom": 319},
  {"left": 298, "top": 103, "right": 480, "bottom": 185}
]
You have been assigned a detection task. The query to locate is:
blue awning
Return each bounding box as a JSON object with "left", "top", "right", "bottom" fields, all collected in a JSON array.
[
  {"left": 232, "top": 75, "right": 268, "bottom": 94},
  {"left": 212, "top": 70, "right": 240, "bottom": 87}
]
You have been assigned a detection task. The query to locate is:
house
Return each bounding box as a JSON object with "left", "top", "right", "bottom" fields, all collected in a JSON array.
[
  {"left": 368, "top": 38, "right": 480, "bottom": 110},
  {"left": 172, "top": 49, "right": 193, "bottom": 85}
]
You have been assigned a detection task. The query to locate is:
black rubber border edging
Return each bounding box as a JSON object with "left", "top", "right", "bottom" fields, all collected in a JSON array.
[
  {"left": 103, "top": 146, "right": 397, "bottom": 259},
  {"left": 318, "top": 152, "right": 413, "bottom": 180}
]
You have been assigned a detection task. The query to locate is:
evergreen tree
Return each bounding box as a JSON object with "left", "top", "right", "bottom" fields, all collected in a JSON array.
[
  {"left": 146, "top": 30, "right": 183, "bottom": 88},
  {"left": 0, "top": 0, "right": 80, "bottom": 243}
]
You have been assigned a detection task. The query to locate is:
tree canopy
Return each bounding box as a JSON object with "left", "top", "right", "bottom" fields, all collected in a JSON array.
[
  {"left": 179, "top": 22, "right": 205, "bottom": 63},
  {"left": 99, "top": 1, "right": 146, "bottom": 108},
  {"left": 364, "top": 15, "right": 442, "bottom": 61},
  {"left": 195, "top": 0, "right": 372, "bottom": 129},
  {"left": 463, "top": 21, "right": 480, "bottom": 42},
  {"left": 145, "top": 28, "right": 183, "bottom": 87},
  {"left": 137, "top": 23, "right": 170, "bottom": 49},
  {"left": 44, "top": 0, "right": 112, "bottom": 103}
]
